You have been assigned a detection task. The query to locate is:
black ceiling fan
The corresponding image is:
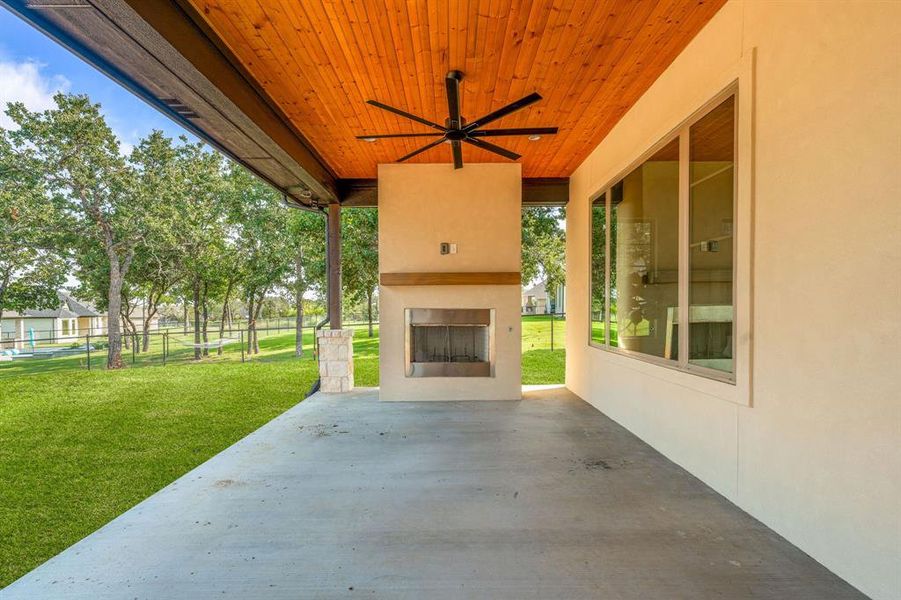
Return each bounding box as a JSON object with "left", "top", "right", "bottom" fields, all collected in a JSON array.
[{"left": 357, "top": 70, "right": 558, "bottom": 169}]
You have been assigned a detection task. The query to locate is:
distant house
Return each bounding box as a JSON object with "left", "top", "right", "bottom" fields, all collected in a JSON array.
[
  {"left": 1, "top": 291, "right": 107, "bottom": 349},
  {"left": 521, "top": 280, "right": 565, "bottom": 315}
]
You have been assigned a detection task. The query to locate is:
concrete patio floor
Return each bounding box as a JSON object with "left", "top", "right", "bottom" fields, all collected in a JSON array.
[{"left": 5, "top": 386, "right": 864, "bottom": 599}]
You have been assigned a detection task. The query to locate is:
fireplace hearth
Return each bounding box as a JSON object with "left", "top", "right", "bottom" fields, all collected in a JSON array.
[{"left": 405, "top": 308, "right": 495, "bottom": 377}]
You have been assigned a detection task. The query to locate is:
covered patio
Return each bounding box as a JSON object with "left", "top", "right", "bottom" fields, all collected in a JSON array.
[
  {"left": 2, "top": 387, "right": 863, "bottom": 599},
  {"left": 2, "top": 0, "right": 898, "bottom": 597}
]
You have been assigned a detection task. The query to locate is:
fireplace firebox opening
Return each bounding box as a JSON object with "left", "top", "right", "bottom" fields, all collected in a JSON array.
[{"left": 405, "top": 308, "right": 495, "bottom": 377}]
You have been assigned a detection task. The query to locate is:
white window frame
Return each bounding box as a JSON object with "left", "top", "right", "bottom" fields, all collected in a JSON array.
[{"left": 588, "top": 81, "right": 748, "bottom": 393}]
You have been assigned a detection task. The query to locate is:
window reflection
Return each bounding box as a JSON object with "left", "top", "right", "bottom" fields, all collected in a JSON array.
[
  {"left": 689, "top": 96, "right": 735, "bottom": 373},
  {"left": 609, "top": 138, "right": 680, "bottom": 359},
  {"left": 590, "top": 193, "right": 607, "bottom": 345}
]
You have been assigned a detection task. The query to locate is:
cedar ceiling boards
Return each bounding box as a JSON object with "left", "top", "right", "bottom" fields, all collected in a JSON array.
[
  {"left": 6, "top": 0, "right": 726, "bottom": 204},
  {"left": 186, "top": 0, "right": 726, "bottom": 178}
]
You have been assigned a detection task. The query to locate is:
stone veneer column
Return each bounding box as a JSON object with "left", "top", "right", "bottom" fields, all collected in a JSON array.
[{"left": 316, "top": 329, "right": 354, "bottom": 393}]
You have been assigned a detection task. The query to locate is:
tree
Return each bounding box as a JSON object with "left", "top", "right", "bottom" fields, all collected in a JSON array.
[
  {"left": 342, "top": 208, "right": 379, "bottom": 336},
  {"left": 224, "top": 165, "right": 293, "bottom": 355},
  {"left": 0, "top": 130, "right": 67, "bottom": 323},
  {"left": 521, "top": 207, "right": 566, "bottom": 311},
  {"left": 285, "top": 209, "right": 325, "bottom": 356},
  {"left": 211, "top": 241, "right": 242, "bottom": 356},
  {"left": 126, "top": 131, "right": 190, "bottom": 351},
  {"left": 3, "top": 94, "right": 141, "bottom": 368},
  {"left": 159, "top": 139, "right": 227, "bottom": 359}
]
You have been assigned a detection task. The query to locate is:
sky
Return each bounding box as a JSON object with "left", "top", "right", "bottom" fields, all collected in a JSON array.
[{"left": 0, "top": 7, "right": 195, "bottom": 153}]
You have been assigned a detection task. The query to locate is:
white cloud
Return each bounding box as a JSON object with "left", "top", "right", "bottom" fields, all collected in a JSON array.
[{"left": 0, "top": 59, "right": 70, "bottom": 129}]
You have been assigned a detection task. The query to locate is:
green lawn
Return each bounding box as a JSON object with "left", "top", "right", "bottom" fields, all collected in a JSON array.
[
  {"left": 0, "top": 360, "right": 320, "bottom": 587},
  {"left": 0, "top": 316, "right": 564, "bottom": 586}
]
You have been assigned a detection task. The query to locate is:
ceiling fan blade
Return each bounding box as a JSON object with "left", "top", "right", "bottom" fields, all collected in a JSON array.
[
  {"left": 356, "top": 133, "right": 444, "bottom": 139},
  {"left": 396, "top": 137, "right": 447, "bottom": 162},
  {"left": 366, "top": 100, "right": 446, "bottom": 132},
  {"left": 451, "top": 140, "right": 463, "bottom": 169},
  {"left": 463, "top": 92, "right": 542, "bottom": 131},
  {"left": 463, "top": 137, "right": 521, "bottom": 161},
  {"left": 445, "top": 70, "right": 463, "bottom": 128},
  {"left": 469, "top": 127, "right": 558, "bottom": 137}
]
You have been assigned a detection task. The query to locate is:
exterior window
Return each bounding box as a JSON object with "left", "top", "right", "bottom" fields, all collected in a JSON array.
[
  {"left": 609, "top": 138, "right": 679, "bottom": 358},
  {"left": 589, "top": 92, "right": 737, "bottom": 382},
  {"left": 62, "top": 320, "right": 69, "bottom": 336},
  {"left": 689, "top": 96, "right": 735, "bottom": 373},
  {"left": 589, "top": 192, "right": 606, "bottom": 345}
]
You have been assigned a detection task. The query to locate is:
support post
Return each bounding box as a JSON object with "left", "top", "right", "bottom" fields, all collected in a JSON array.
[
  {"left": 316, "top": 328, "right": 354, "bottom": 393},
  {"left": 327, "top": 202, "right": 342, "bottom": 330}
]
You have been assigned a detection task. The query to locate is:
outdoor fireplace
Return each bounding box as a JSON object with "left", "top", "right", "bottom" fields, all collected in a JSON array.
[
  {"left": 379, "top": 163, "right": 521, "bottom": 401},
  {"left": 405, "top": 308, "right": 495, "bottom": 377}
]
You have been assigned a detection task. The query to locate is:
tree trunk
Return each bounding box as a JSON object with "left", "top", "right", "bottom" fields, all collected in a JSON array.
[
  {"left": 252, "top": 290, "right": 265, "bottom": 354},
  {"left": 294, "top": 250, "right": 304, "bottom": 357},
  {"left": 367, "top": 288, "right": 374, "bottom": 338},
  {"left": 142, "top": 310, "right": 150, "bottom": 352},
  {"left": 0, "top": 267, "right": 11, "bottom": 325},
  {"left": 217, "top": 279, "right": 234, "bottom": 356},
  {"left": 141, "top": 306, "right": 154, "bottom": 352},
  {"left": 91, "top": 202, "right": 133, "bottom": 370},
  {"left": 106, "top": 263, "right": 124, "bottom": 370},
  {"left": 120, "top": 298, "right": 136, "bottom": 351},
  {"left": 246, "top": 291, "right": 255, "bottom": 356},
  {"left": 142, "top": 289, "right": 162, "bottom": 352},
  {"left": 193, "top": 279, "right": 201, "bottom": 360},
  {"left": 121, "top": 309, "right": 131, "bottom": 350},
  {"left": 201, "top": 281, "right": 210, "bottom": 357}
]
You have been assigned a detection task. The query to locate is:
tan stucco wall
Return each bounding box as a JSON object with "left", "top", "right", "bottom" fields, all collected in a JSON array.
[
  {"left": 378, "top": 163, "right": 522, "bottom": 401},
  {"left": 565, "top": 2, "right": 901, "bottom": 598}
]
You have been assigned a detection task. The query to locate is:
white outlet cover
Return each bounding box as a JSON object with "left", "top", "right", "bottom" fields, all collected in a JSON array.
[{"left": 450, "top": 243, "right": 458, "bottom": 254}]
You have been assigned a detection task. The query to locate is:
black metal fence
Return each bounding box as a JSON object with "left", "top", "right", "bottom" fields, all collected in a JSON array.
[
  {"left": 0, "top": 324, "right": 314, "bottom": 373},
  {"left": 1, "top": 314, "right": 563, "bottom": 375},
  {"left": 0, "top": 317, "right": 322, "bottom": 347}
]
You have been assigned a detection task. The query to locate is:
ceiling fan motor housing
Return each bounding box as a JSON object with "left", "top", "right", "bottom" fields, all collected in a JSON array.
[{"left": 358, "top": 69, "right": 558, "bottom": 169}]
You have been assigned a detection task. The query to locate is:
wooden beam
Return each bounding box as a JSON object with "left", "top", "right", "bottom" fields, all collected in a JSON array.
[
  {"left": 336, "top": 177, "right": 568, "bottom": 207},
  {"left": 337, "top": 179, "right": 378, "bottom": 207},
  {"left": 380, "top": 272, "right": 521, "bottom": 286},
  {"left": 522, "top": 178, "right": 569, "bottom": 206},
  {"left": 327, "top": 203, "right": 342, "bottom": 329},
  {"left": 127, "top": 0, "right": 338, "bottom": 203},
  {"left": 4, "top": 0, "right": 338, "bottom": 206}
]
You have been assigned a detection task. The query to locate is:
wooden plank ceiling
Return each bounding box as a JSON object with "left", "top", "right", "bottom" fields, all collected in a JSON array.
[{"left": 186, "top": 0, "right": 725, "bottom": 179}]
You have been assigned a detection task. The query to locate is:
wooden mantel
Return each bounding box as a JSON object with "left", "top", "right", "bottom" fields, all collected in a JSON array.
[{"left": 380, "top": 272, "right": 521, "bottom": 286}]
